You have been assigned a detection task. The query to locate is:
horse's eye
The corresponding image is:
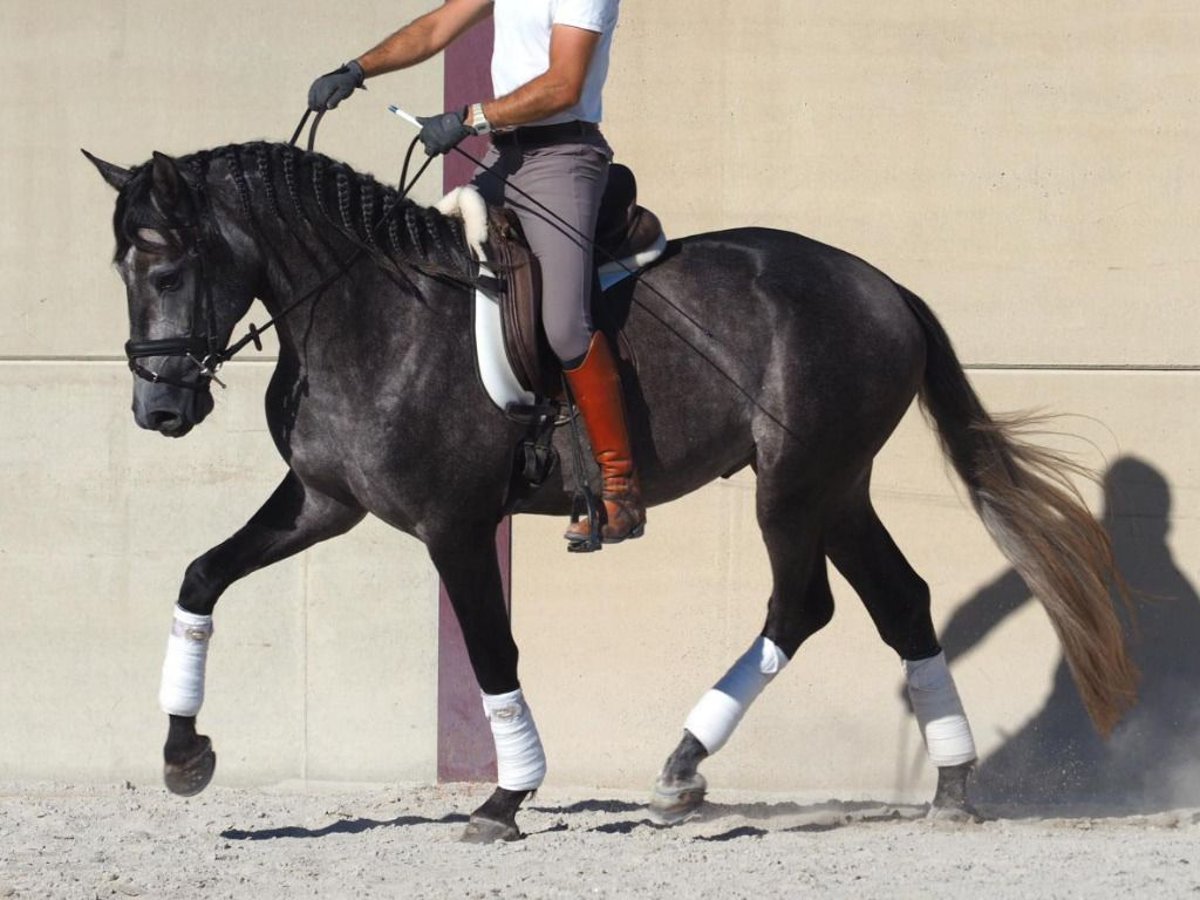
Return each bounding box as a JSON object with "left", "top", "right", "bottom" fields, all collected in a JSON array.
[{"left": 155, "top": 271, "right": 182, "bottom": 294}]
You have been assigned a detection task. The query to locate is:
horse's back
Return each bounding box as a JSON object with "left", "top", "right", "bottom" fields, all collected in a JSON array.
[
  {"left": 633, "top": 227, "right": 924, "bottom": 411},
  {"left": 586, "top": 226, "right": 926, "bottom": 507}
]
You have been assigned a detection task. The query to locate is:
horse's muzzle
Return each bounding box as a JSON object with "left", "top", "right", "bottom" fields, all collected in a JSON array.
[{"left": 132, "top": 377, "right": 214, "bottom": 437}]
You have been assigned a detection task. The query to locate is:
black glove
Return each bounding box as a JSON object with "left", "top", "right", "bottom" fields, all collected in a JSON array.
[
  {"left": 308, "top": 60, "right": 365, "bottom": 111},
  {"left": 416, "top": 108, "right": 475, "bottom": 157}
]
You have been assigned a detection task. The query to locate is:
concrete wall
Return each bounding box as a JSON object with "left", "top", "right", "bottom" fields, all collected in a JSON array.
[{"left": 2, "top": 0, "right": 1197, "bottom": 804}]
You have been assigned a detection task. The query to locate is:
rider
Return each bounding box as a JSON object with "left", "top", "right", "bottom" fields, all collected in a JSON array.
[{"left": 308, "top": 0, "right": 645, "bottom": 545}]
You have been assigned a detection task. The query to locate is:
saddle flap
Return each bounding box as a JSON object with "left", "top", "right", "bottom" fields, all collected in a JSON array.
[{"left": 482, "top": 207, "right": 553, "bottom": 398}]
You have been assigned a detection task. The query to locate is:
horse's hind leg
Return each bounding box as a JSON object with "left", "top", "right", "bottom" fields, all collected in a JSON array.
[
  {"left": 650, "top": 483, "right": 834, "bottom": 823},
  {"left": 160, "top": 471, "right": 365, "bottom": 796},
  {"left": 824, "top": 479, "right": 979, "bottom": 819}
]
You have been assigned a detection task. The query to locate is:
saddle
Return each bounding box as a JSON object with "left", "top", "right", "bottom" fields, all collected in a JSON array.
[{"left": 472, "top": 164, "right": 667, "bottom": 400}]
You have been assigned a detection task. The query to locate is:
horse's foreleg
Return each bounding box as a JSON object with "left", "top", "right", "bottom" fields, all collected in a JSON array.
[
  {"left": 429, "top": 529, "right": 542, "bottom": 843},
  {"left": 161, "top": 471, "right": 364, "bottom": 796},
  {"left": 826, "top": 490, "right": 980, "bottom": 821},
  {"left": 651, "top": 504, "right": 831, "bottom": 824}
]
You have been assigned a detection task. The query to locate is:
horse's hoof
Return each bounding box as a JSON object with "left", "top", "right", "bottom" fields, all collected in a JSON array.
[
  {"left": 163, "top": 736, "right": 216, "bottom": 797},
  {"left": 647, "top": 773, "right": 707, "bottom": 825},
  {"left": 926, "top": 802, "right": 984, "bottom": 824},
  {"left": 460, "top": 815, "right": 521, "bottom": 844}
]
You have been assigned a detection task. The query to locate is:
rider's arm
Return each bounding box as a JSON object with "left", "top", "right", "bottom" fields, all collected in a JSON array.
[
  {"left": 468, "top": 24, "right": 602, "bottom": 130},
  {"left": 356, "top": 0, "right": 494, "bottom": 77}
]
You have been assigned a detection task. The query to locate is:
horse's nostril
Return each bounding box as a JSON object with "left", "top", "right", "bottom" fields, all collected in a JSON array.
[{"left": 149, "top": 410, "right": 183, "bottom": 431}]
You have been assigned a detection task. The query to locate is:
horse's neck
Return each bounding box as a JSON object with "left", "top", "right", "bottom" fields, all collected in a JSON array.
[{"left": 198, "top": 144, "right": 474, "bottom": 367}]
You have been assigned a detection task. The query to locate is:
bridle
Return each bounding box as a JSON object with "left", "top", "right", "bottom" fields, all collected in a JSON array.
[
  {"left": 122, "top": 109, "right": 432, "bottom": 394},
  {"left": 124, "top": 240, "right": 229, "bottom": 392}
]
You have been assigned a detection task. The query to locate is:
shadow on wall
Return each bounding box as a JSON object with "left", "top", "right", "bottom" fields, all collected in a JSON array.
[{"left": 938, "top": 456, "right": 1200, "bottom": 811}]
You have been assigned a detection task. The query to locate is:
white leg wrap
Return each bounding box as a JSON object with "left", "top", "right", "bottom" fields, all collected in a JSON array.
[
  {"left": 482, "top": 688, "right": 547, "bottom": 791},
  {"left": 903, "top": 651, "right": 977, "bottom": 767},
  {"left": 158, "top": 606, "right": 213, "bottom": 717},
  {"left": 683, "top": 636, "right": 790, "bottom": 755}
]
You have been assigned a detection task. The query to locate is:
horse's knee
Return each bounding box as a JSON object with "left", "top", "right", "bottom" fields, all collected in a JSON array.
[{"left": 178, "top": 556, "right": 222, "bottom": 615}]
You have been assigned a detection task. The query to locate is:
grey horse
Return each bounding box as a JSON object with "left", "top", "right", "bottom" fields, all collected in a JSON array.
[{"left": 84, "top": 143, "right": 1136, "bottom": 841}]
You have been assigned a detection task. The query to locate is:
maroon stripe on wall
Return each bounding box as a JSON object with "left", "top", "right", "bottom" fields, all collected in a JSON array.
[
  {"left": 443, "top": 19, "right": 496, "bottom": 190},
  {"left": 436, "top": 17, "right": 505, "bottom": 784}
]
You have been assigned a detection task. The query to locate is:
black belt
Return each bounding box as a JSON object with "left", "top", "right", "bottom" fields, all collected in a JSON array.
[{"left": 492, "top": 120, "right": 600, "bottom": 149}]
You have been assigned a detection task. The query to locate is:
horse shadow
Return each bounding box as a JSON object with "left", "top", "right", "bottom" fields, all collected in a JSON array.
[
  {"left": 934, "top": 456, "right": 1200, "bottom": 813},
  {"left": 529, "top": 797, "right": 928, "bottom": 839},
  {"left": 221, "top": 812, "right": 469, "bottom": 841}
]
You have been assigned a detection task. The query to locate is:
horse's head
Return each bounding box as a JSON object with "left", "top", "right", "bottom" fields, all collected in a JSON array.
[{"left": 84, "top": 149, "right": 259, "bottom": 437}]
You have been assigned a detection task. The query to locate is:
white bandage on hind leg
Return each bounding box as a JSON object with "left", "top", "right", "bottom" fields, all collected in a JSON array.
[
  {"left": 482, "top": 688, "right": 547, "bottom": 791},
  {"left": 684, "top": 636, "right": 790, "bottom": 755},
  {"left": 903, "top": 651, "right": 977, "bottom": 767},
  {"left": 158, "top": 606, "right": 214, "bottom": 717}
]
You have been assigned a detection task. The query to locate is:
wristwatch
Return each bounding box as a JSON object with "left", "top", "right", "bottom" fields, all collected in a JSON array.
[{"left": 469, "top": 102, "right": 492, "bottom": 135}]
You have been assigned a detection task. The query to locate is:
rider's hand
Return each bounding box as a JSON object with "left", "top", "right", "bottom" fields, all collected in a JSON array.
[
  {"left": 416, "top": 109, "right": 475, "bottom": 157},
  {"left": 308, "top": 60, "right": 365, "bottom": 111}
]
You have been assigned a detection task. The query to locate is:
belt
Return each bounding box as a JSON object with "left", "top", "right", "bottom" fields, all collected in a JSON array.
[{"left": 492, "top": 120, "right": 600, "bottom": 149}]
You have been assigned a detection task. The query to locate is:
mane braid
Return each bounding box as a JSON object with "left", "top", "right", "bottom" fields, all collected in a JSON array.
[
  {"left": 383, "top": 194, "right": 402, "bottom": 255},
  {"left": 255, "top": 144, "right": 286, "bottom": 226},
  {"left": 404, "top": 207, "right": 425, "bottom": 258},
  {"left": 336, "top": 169, "right": 355, "bottom": 237},
  {"left": 360, "top": 183, "right": 376, "bottom": 247},
  {"left": 222, "top": 146, "right": 254, "bottom": 221},
  {"left": 280, "top": 146, "right": 305, "bottom": 221},
  {"left": 170, "top": 142, "right": 473, "bottom": 285},
  {"left": 311, "top": 156, "right": 331, "bottom": 223}
]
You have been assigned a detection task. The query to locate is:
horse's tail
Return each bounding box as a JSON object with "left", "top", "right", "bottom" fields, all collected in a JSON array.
[{"left": 896, "top": 284, "right": 1137, "bottom": 736}]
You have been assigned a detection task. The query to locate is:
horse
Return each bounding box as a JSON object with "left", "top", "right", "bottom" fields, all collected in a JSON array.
[{"left": 83, "top": 141, "right": 1137, "bottom": 841}]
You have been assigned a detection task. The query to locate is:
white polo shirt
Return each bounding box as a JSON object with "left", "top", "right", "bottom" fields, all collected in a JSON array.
[{"left": 491, "top": 0, "right": 620, "bottom": 126}]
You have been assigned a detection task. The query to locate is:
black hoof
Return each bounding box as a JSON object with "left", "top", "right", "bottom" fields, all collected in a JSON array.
[
  {"left": 460, "top": 815, "right": 521, "bottom": 844},
  {"left": 647, "top": 773, "right": 707, "bottom": 825},
  {"left": 164, "top": 735, "right": 216, "bottom": 797}
]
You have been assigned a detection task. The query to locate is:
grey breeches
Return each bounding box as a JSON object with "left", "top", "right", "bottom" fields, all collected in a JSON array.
[{"left": 471, "top": 134, "right": 612, "bottom": 364}]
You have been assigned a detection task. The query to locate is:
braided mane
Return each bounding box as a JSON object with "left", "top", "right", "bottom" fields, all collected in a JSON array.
[{"left": 114, "top": 142, "right": 473, "bottom": 284}]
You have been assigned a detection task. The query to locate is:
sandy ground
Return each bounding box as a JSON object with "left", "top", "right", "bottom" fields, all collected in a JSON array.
[{"left": 1, "top": 782, "right": 1198, "bottom": 899}]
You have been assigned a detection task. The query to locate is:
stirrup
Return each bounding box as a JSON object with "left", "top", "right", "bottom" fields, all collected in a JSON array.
[{"left": 566, "top": 485, "right": 603, "bottom": 553}]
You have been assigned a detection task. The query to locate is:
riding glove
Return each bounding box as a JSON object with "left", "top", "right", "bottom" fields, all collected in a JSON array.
[
  {"left": 416, "top": 109, "right": 476, "bottom": 157},
  {"left": 308, "top": 60, "right": 365, "bottom": 111}
]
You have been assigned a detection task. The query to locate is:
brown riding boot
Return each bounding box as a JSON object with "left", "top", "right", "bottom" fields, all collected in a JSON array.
[{"left": 562, "top": 332, "right": 647, "bottom": 545}]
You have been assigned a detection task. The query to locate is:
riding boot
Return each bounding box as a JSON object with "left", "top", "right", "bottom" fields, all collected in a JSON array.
[{"left": 562, "top": 332, "right": 646, "bottom": 544}]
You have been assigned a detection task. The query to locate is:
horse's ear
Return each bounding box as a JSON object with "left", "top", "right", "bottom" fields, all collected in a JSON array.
[
  {"left": 150, "top": 151, "right": 190, "bottom": 211},
  {"left": 81, "top": 149, "right": 132, "bottom": 191}
]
